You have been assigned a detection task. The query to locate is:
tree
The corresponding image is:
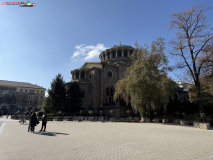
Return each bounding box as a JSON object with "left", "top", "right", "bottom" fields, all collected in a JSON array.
[
  {"left": 43, "top": 74, "right": 67, "bottom": 114},
  {"left": 114, "top": 37, "right": 176, "bottom": 117},
  {"left": 66, "top": 82, "right": 83, "bottom": 112},
  {"left": 169, "top": 4, "right": 213, "bottom": 113}
]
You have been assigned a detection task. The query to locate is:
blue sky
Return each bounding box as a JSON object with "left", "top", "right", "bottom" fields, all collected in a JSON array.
[{"left": 1, "top": 0, "right": 213, "bottom": 95}]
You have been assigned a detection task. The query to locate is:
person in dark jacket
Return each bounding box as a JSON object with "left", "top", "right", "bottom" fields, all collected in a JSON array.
[
  {"left": 28, "top": 111, "right": 33, "bottom": 132},
  {"left": 30, "top": 111, "right": 39, "bottom": 132},
  {"left": 40, "top": 112, "right": 47, "bottom": 132}
]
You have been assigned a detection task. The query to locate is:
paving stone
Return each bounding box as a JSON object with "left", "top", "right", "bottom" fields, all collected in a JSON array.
[{"left": 0, "top": 116, "right": 213, "bottom": 160}]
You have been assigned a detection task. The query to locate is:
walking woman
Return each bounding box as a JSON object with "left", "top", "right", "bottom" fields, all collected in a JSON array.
[{"left": 30, "top": 111, "right": 39, "bottom": 132}]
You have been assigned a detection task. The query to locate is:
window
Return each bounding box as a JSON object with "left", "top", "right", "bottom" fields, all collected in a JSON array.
[
  {"left": 118, "top": 51, "right": 121, "bottom": 57},
  {"left": 124, "top": 51, "right": 127, "bottom": 57},
  {"left": 108, "top": 53, "right": 110, "bottom": 59},
  {"left": 109, "top": 97, "right": 112, "bottom": 103},
  {"left": 81, "top": 72, "right": 85, "bottom": 79},
  {"left": 110, "top": 88, "right": 113, "bottom": 95},
  {"left": 76, "top": 72, "right": 79, "bottom": 79},
  {"left": 107, "top": 71, "right": 112, "bottom": 78},
  {"left": 37, "top": 91, "right": 38, "bottom": 93},
  {"left": 89, "top": 75, "right": 92, "bottom": 80},
  {"left": 130, "top": 51, "right": 132, "bottom": 55},
  {"left": 25, "top": 90, "right": 27, "bottom": 92},
  {"left": 105, "top": 55, "right": 107, "bottom": 60},
  {"left": 104, "top": 56, "right": 105, "bottom": 60},
  {"left": 21, "top": 89, "right": 22, "bottom": 92},
  {"left": 106, "top": 88, "right": 109, "bottom": 95},
  {"left": 41, "top": 91, "right": 43, "bottom": 93}
]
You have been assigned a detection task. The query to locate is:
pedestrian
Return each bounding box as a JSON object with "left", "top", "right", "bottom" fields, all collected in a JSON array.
[
  {"left": 20, "top": 112, "right": 26, "bottom": 124},
  {"left": 28, "top": 111, "right": 32, "bottom": 132},
  {"left": 74, "top": 115, "right": 76, "bottom": 121},
  {"left": 30, "top": 111, "right": 39, "bottom": 132},
  {"left": 40, "top": 112, "right": 47, "bottom": 132},
  {"left": 6, "top": 113, "right": 8, "bottom": 119}
]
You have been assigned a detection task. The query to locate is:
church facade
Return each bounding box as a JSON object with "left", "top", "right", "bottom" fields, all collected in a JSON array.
[
  {"left": 66, "top": 44, "right": 134, "bottom": 117},
  {"left": 66, "top": 44, "right": 189, "bottom": 118},
  {"left": 0, "top": 80, "right": 45, "bottom": 114}
]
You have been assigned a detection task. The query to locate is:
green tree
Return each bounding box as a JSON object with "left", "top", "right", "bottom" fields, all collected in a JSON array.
[
  {"left": 114, "top": 37, "right": 176, "bottom": 117},
  {"left": 169, "top": 4, "right": 213, "bottom": 113},
  {"left": 66, "top": 82, "right": 83, "bottom": 112},
  {"left": 43, "top": 74, "right": 67, "bottom": 114}
]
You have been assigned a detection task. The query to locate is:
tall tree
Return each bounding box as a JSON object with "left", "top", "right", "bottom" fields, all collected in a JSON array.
[
  {"left": 66, "top": 82, "right": 83, "bottom": 112},
  {"left": 114, "top": 37, "right": 176, "bottom": 116},
  {"left": 169, "top": 4, "right": 213, "bottom": 113},
  {"left": 43, "top": 74, "right": 67, "bottom": 114}
]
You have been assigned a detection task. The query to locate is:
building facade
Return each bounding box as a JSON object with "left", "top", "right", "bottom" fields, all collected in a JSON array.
[
  {"left": 66, "top": 44, "right": 190, "bottom": 117},
  {"left": 66, "top": 44, "right": 134, "bottom": 117},
  {"left": 0, "top": 80, "right": 45, "bottom": 114}
]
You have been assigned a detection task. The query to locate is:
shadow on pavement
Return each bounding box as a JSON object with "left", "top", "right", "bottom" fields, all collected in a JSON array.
[{"left": 34, "top": 131, "right": 69, "bottom": 136}]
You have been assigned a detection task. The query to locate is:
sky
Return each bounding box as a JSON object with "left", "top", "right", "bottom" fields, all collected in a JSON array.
[{"left": 1, "top": 0, "right": 213, "bottom": 96}]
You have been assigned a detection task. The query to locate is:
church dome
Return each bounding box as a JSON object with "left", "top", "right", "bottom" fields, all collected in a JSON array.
[
  {"left": 99, "top": 44, "right": 134, "bottom": 63},
  {"left": 110, "top": 44, "right": 132, "bottom": 49}
]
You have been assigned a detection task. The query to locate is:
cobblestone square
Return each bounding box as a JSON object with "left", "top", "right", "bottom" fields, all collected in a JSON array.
[{"left": 0, "top": 116, "right": 213, "bottom": 160}]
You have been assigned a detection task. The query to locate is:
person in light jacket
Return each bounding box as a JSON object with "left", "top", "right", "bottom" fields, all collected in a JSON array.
[
  {"left": 20, "top": 112, "right": 26, "bottom": 124},
  {"left": 40, "top": 112, "right": 47, "bottom": 132}
]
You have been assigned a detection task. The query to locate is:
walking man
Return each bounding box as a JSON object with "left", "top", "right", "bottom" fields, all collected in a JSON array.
[{"left": 40, "top": 112, "right": 47, "bottom": 132}]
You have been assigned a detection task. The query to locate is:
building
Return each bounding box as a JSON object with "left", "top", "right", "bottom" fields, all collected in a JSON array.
[
  {"left": 0, "top": 80, "right": 46, "bottom": 114},
  {"left": 66, "top": 44, "right": 134, "bottom": 117},
  {"left": 66, "top": 44, "right": 191, "bottom": 117}
]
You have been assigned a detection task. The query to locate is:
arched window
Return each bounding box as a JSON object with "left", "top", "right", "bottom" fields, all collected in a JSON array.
[
  {"left": 76, "top": 72, "right": 79, "bottom": 79},
  {"left": 124, "top": 51, "right": 127, "bottom": 57},
  {"left": 81, "top": 72, "right": 85, "bottom": 79},
  {"left": 106, "top": 88, "right": 109, "bottom": 95},
  {"left": 107, "top": 71, "right": 112, "bottom": 77},
  {"left": 118, "top": 51, "right": 121, "bottom": 57},
  {"left": 113, "top": 52, "right": 116, "bottom": 58},
  {"left": 110, "top": 88, "right": 113, "bottom": 96},
  {"left": 108, "top": 53, "right": 110, "bottom": 59}
]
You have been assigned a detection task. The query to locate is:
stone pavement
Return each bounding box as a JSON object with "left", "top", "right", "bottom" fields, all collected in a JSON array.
[{"left": 0, "top": 116, "right": 213, "bottom": 160}]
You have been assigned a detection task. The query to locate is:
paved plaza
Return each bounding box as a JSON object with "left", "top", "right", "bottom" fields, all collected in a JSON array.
[{"left": 0, "top": 116, "right": 213, "bottom": 160}]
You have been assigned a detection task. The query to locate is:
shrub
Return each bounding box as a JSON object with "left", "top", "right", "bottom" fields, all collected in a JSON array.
[
  {"left": 154, "top": 112, "right": 157, "bottom": 119},
  {"left": 37, "top": 111, "right": 43, "bottom": 116},
  {"left": 175, "top": 111, "right": 180, "bottom": 119},
  {"left": 89, "top": 110, "right": 93, "bottom": 116},
  {"left": 182, "top": 112, "right": 186, "bottom": 120}
]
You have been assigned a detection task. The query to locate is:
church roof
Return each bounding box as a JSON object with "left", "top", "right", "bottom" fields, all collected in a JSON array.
[
  {"left": 114, "top": 61, "right": 127, "bottom": 64},
  {"left": 0, "top": 80, "right": 45, "bottom": 89},
  {"left": 110, "top": 44, "right": 132, "bottom": 49},
  {"left": 77, "top": 67, "right": 90, "bottom": 70}
]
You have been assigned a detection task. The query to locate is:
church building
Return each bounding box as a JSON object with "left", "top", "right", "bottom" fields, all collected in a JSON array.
[
  {"left": 66, "top": 44, "right": 189, "bottom": 118},
  {"left": 66, "top": 44, "right": 134, "bottom": 117}
]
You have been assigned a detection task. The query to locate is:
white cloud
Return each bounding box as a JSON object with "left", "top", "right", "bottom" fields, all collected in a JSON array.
[{"left": 71, "top": 43, "right": 107, "bottom": 61}]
